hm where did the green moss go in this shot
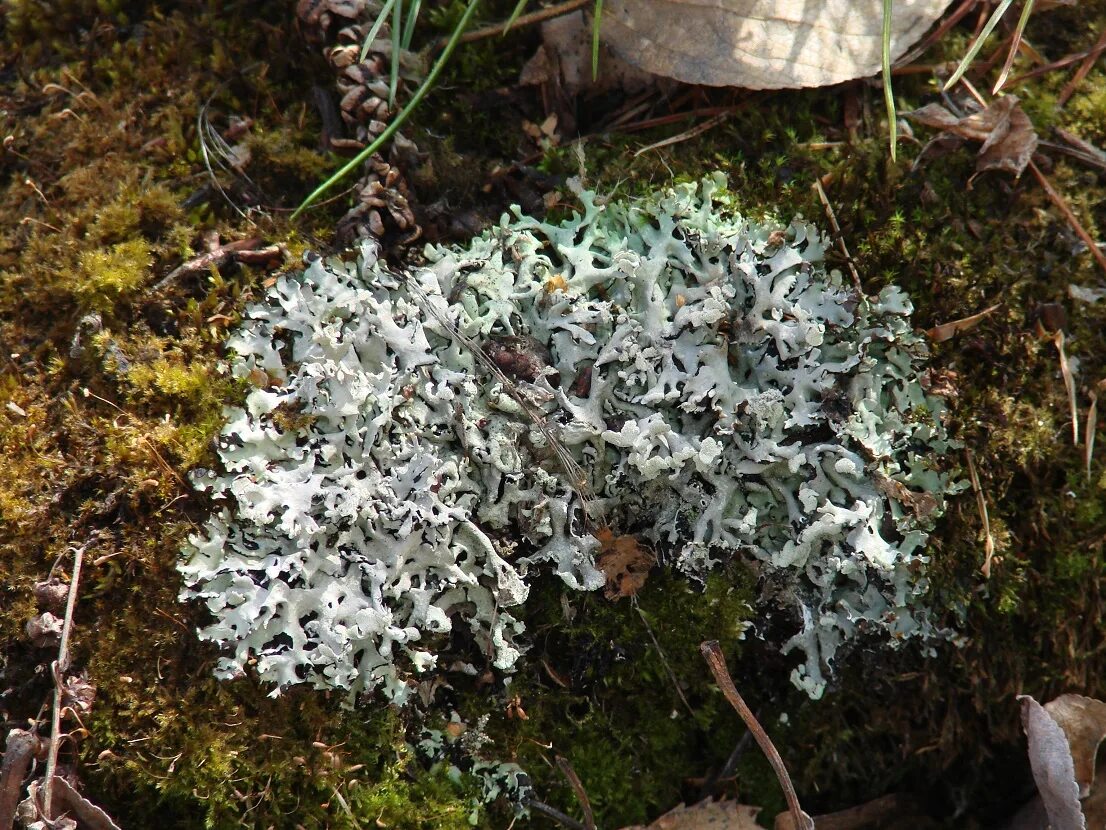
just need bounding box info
[75,239,153,312]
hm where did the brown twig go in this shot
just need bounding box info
[1028,159,1106,277]
[435,0,590,51]
[633,114,728,158]
[966,450,996,578]
[1008,39,1106,86]
[700,641,813,830]
[1058,25,1106,107]
[775,794,907,830]
[42,542,86,819]
[555,757,595,830]
[812,178,863,294]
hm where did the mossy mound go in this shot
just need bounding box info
[1,0,1106,827]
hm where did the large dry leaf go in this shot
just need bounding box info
[907,96,1039,178]
[622,799,761,830]
[599,0,952,89]
[1044,695,1106,799]
[1020,695,1086,830]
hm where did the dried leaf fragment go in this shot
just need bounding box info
[1019,695,1085,830]
[925,303,1001,342]
[1044,695,1106,798]
[595,528,655,600]
[622,799,761,830]
[907,96,1039,178]
[599,0,952,89]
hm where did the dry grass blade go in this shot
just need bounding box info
[556,756,596,830]
[944,0,1016,91]
[700,641,813,830]
[1088,381,1106,481]
[992,0,1036,93]
[925,302,1001,342]
[966,450,996,577]
[1052,330,1079,445]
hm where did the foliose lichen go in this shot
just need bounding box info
[179,173,959,702]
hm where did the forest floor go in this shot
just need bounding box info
[2,1,1106,828]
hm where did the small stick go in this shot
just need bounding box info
[812,178,863,294]
[966,450,995,577]
[436,0,590,50]
[700,641,813,830]
[555,757,595,830]
[42,543,86,819]
[1058,25,1106,107]
[526,798,590,830]
[633,113,728,158]
[1028,160,1106,277]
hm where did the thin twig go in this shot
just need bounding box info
[1028,159,1106,277]
[1009,39,1106,86]
[636,603,696,718]
[434,0,589,51]
[812,178,863,294]
[555,757,595,830]
[526,797,590,830]
[1058,25,1106,107]
[700,641,812,830]
[633,113,727,158]
[966,450,995,578]
[42,542,86,819]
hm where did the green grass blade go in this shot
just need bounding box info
[401,0,422,50]
[503,0,528,34]
[943,0,1015,91]
[389,0,402,107]
[993,0,1035,93]
[591,0,603,80]
[360,0,397,62]
[882,0,896,162]
[292,0,483,220]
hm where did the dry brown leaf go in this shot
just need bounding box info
[595,528,655,600]
[1019,695,1085,830]
[925,303,1001,343]
[907,97,1039,178]
[623,799,761,830]
[598,0,952,89]
[1044,695,1106,798]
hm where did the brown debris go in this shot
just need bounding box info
[925,302,1001,343]
[595,528,656,600]
[622,799,761,830]
[907,96,1039,178]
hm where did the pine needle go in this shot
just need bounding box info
[993,0,1036,94]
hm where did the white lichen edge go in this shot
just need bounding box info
[179,173,958,702]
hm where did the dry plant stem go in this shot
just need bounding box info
[0,730,40,828]
[1058,25,1106,107]
[1028,159,1106,277]
[966,450,995,577]
[1010,40,1106,86]
[699,641,812,830]
[555,757,596,830]
[812,178,863,294]
[1087,386,1100,481]
[50,778,122,830]
[1052,330,1079,445]
[893,0,979,68]
[42,543,86,819]
[633,113,727,157]
[444,0,589,48]
[526,798,590,830]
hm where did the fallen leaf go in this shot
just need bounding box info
[595,528,656,600]
[925,302,1002,342]
[598,0,952,89]
[623,799,761,830]
[1044,695,1106,798]
[1020,695,1085,830]
[907,96,1039,178]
